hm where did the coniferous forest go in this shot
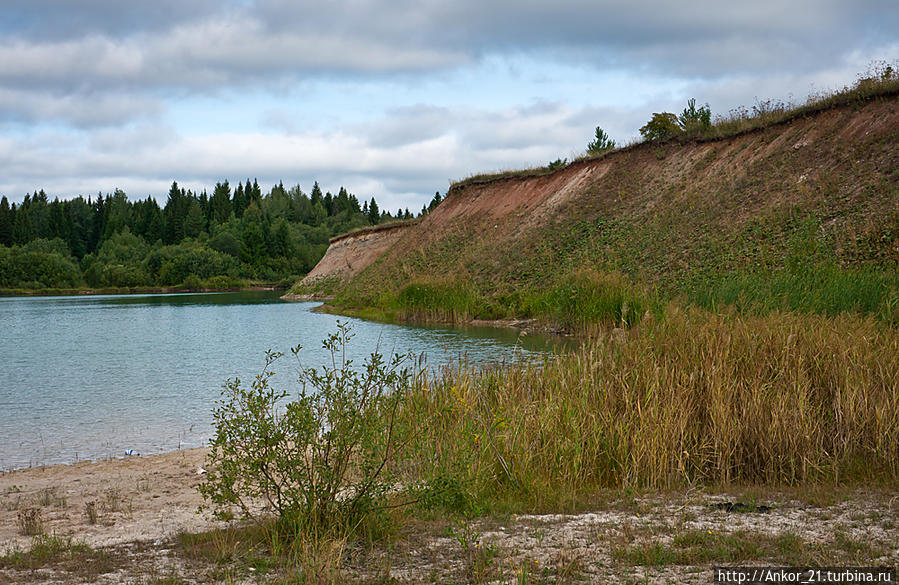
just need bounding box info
[0,180,444,291]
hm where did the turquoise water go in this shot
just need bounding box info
[0,291,558,470]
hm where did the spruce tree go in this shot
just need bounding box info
[428,191,443,212]
[13,205,33,244]
[211,181,233,224]
[0,196,13,246]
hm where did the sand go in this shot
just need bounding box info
[2,449,897,584]
[0,448,220,552]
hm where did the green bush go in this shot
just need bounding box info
[146,242,238,285]
[199,323,419,534]
[639,112,683,142]
[208,229,242,257]
[0,240,83,289]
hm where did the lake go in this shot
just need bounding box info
[0,291,559,470]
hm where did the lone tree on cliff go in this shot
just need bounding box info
[587,126,616,154]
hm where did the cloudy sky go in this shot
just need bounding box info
[1,1,896,210]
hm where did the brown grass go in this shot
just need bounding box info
[400,307,899,509]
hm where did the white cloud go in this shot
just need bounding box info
[0,0,896,206]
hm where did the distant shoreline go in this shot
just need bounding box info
[0,284,288,298]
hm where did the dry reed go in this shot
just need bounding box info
[401,307,899,507]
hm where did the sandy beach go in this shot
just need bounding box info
[0,448,219,553]
[2,448,898,584]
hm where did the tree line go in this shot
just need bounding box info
[0,180,445,290]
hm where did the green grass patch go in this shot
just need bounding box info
[392,278,506,322]
[614,528,882,567]
[521,270,651,330]
[0,534,115,577]
[689,265,899,324]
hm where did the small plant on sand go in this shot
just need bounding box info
[17,508,43,536]
[199,322,419,537]
[84,501,98,525]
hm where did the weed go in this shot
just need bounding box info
[17,507,43,536]
[102,488,124,513]
[2,494,23,511]
[0,533,113,578]
[452,519,500,583]
[85,500,99,524]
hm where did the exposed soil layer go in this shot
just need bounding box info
[307,95,898,306]
[296,222,413,289]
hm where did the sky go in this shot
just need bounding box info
[0,1,896,212]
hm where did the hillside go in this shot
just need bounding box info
[294,90,899,328]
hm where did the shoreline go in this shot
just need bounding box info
[0,284,287,298]
[308,300,574,337]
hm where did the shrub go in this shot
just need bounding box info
[678,98,712,135]
[546,158,567,171]
[199,323,419,535]
[639,112,682,141]
[146,242,238,285]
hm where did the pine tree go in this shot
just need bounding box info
[233,182,247,218]
[587,126,616,154]
[310,182,323,206]
[47,198,69,242]
[65,197,93,258]
[163,182,188,244]
[428,191,443,212]
[183,199,206,238]
[88,193,106,253]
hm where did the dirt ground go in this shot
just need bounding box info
[1,451,897,584]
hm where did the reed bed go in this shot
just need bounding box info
[400,307,899,508]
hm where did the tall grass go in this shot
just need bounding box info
[703,61,899,139]
[392,278,503,322]
[400,307,899,509]
[689,265,899,325]
[385,271,656,331]
[522,270,650,330]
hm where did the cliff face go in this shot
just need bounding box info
[302,94,899,310]
[296,223,413,289]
